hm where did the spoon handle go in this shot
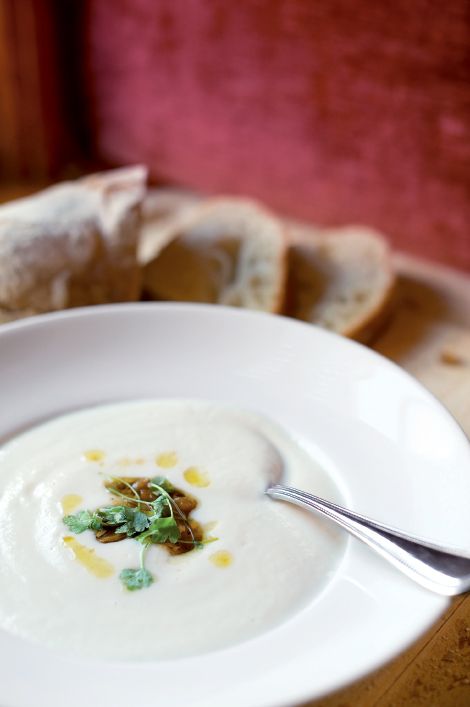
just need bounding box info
[266,484,470,596]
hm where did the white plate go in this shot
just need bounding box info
[1,303,469,707]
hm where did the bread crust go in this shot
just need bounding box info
[0,166,147,315]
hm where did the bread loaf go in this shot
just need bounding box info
[0,166,147,319]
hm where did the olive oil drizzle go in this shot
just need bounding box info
[63,536,114,578]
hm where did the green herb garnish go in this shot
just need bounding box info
[63,509,102,533]
[63,475,204,591]
[150,475,175,493]
[138,516,180,545]
[119,567,154,591]
[98,505,150,535]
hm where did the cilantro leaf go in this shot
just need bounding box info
[119,567,154,591]
[150,494,168,519]
[138,517,180,545]
[150,476,175,494]
[63,510,102,534]
[132,510,149,533]
[114,511,150,537]
[95,506,150,535]
[97,505,129,526]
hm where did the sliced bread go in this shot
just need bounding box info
[286,226,395,342]
[143,197,287,313]
[0,166,147,319]
[139,187,202,264]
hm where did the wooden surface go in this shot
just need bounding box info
[0,184,469,704]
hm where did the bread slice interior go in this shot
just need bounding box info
[143,198,287,313]
[286,226,395,342]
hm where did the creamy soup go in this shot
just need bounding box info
[0,400,345,659]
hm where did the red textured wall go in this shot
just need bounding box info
[84,0,470,270]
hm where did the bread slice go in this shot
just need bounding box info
[286,226,395,342]
[143,198,287,313]
[0,166,147,320]
[139,188,202,265]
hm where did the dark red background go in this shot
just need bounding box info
[83,1,470,270]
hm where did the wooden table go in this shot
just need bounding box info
[1,185,469,705]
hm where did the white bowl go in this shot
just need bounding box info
[1,303,470,707]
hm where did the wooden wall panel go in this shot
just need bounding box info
[0,0,68,182]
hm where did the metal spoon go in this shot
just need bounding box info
[266,484,470,596]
